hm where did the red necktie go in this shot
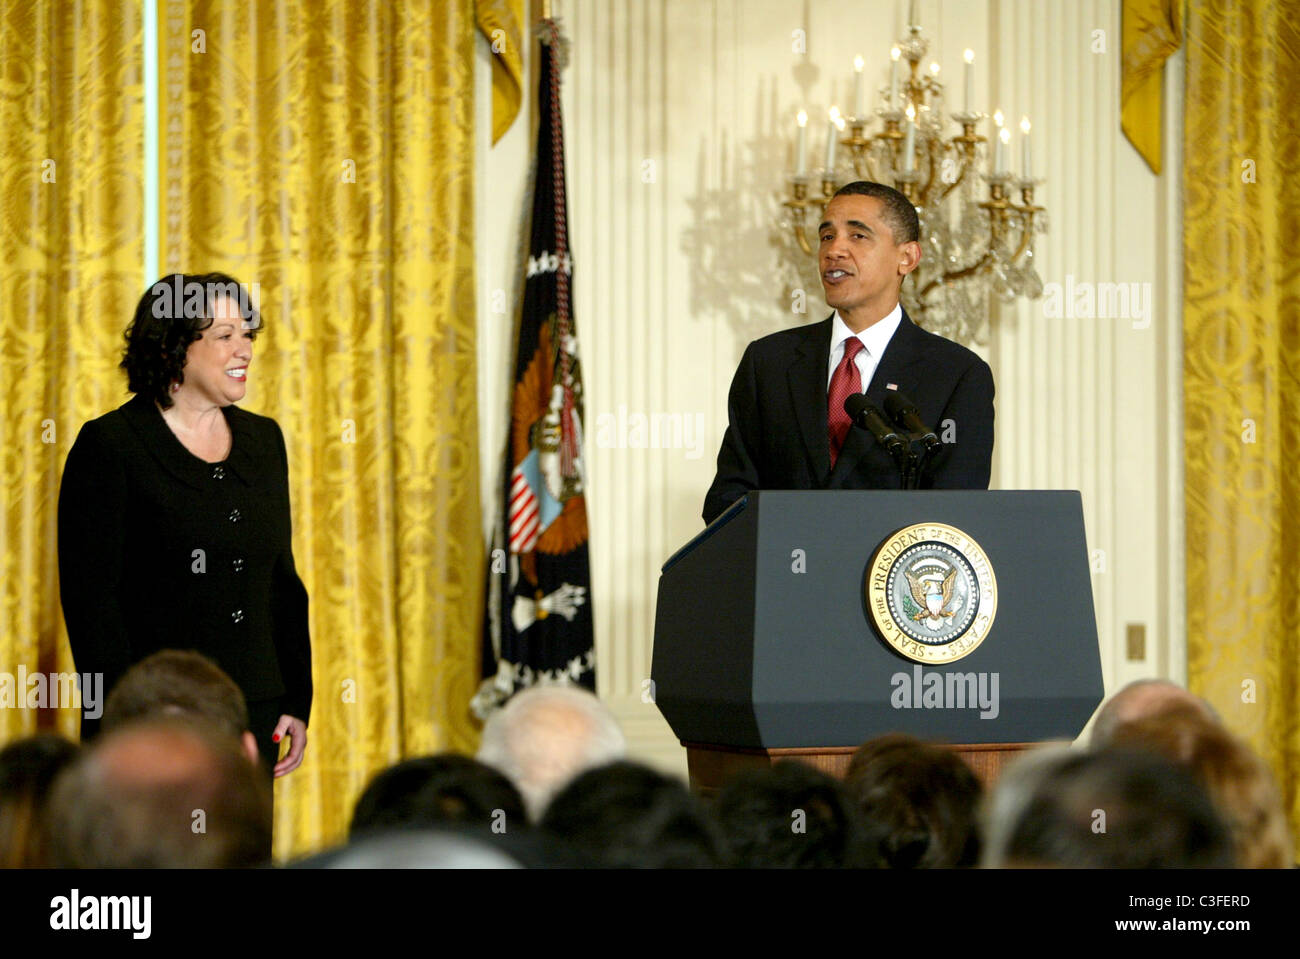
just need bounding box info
[828,337,864,467]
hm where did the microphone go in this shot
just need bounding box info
[883,388,940,450]
[844,394,906,456]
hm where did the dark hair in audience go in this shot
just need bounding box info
[715,760,881,868]
[350,754,527,837]
[831,180,921,244]
[45,718,272,868]
[0,734,80,867]
[999,748,1235,869]
[1109,708,1291,868]
[540,761,723,868]
[121,272,262,409]
[103,649,250,739]
[844,733,983,868]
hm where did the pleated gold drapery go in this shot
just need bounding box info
[3,0,487,862]
[1120,0,1183,174]
[1182,2,1300,859]
[154,0,484,859]
[475,0,525,143]
[0,3,143,740]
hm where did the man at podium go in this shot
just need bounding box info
[703,181,995,525]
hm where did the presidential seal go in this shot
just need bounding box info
[866,523,997,664]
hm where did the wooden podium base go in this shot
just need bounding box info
[683,741,1041,799]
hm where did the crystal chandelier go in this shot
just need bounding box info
[781,13,1047,345]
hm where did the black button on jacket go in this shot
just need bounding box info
[57,394,313,731]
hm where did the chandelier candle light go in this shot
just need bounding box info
[781,5,1047,343]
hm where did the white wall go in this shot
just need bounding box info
[478,0,1184,776]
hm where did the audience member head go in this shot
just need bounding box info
[477,685,626,820]
[844,733,983,868]
[540,761,723,867]
[1110,707,1292,868]
[715,760,880,868]
[46,718,272,867]
[0,733,80,867]
[350,754,527,838]
[1090,678,1217,748]
[295,823,584,869]
[102,649,259,764]
[984,747,1234,868]
[979,746,1076,868]
[319,831,524,869]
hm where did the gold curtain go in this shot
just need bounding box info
[1183,2,1300,859]
[157,0,483,859]
[0,3,142,738]
[476,0,525,143]
[1120,0,1183,174]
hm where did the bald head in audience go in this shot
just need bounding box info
[1090,679,1217,748]
[46,718,272,868]
[477,685,626,820]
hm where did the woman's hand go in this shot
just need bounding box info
[271,715,308,777]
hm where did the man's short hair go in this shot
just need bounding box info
[539,761,723,867]
[715,761,880,868]
[844,733,983,868]
[45,718,272,868]
[102,649,250,739]
[831,181,920,244]
[477,685,626,820]
[350,754,527,838]
[1090,678,1217,748]
[987,747,1234,869]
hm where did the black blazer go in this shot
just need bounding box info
[57,394,313,732]
[703,311,995,524]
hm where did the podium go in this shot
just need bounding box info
[651,491,1103,794]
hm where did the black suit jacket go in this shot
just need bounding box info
[57,394,313,734]
[703,310,995,524]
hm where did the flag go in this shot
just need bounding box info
[474,19,593,718]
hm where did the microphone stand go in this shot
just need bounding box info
[887,439,913,489]
[899,441,917,490]
[882,390,941,491]
[907,435,942,490]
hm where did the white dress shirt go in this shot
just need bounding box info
[826,303,903,393]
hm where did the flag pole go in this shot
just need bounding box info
[474,0,592,718]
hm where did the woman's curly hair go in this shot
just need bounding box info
[121,272,263,409]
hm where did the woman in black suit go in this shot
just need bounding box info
[58,273,312,778]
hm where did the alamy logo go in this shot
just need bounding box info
[890,664,1000,719]
[593,406,706,460]
[0,667,102,718]
[149,276,260,321]
[1040,274,1152,329]
[50,890,151,939]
